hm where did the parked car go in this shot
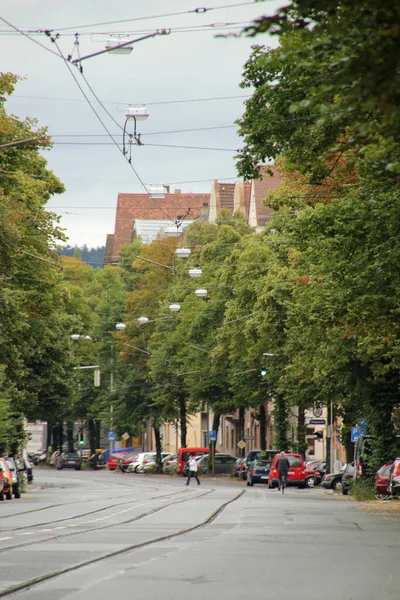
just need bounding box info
[234,457,245,477]
[163,454,178,474]
[247,459,272,486]
[5,458,22,498]
[0,467,5,500]
[306,460,327,485]
[375,463,392,499]
[342,462,356,495]
[118,453,138,472]
[127,452,154,473]
[321,465,346,490]
[107,452,130,471]
[0,458,13,500]
[244,449,278,473]
[56,452,82,470]
[187,453,237,475]
[142,452,171,473]
[268,453,315,489]
[31,449,47,465]
[176,447,215,475]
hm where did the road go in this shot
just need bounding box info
[0,468,399,599]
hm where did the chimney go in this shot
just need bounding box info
[163,185,170,193]
[201,203,209,216]
[174,188,181,194]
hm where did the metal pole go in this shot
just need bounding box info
[330,399,334,474]
[109,363,114,456]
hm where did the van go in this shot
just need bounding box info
[176,447,218,475]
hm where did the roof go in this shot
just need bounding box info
[111,192,210,258]
[253,167,284,226]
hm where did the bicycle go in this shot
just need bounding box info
[279,472,287,494]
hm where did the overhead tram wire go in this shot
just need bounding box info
[49,38,177,226]
[12,93,250,105]
[45,1,263,32]
[51,141,239,151]
[0,15,62,58]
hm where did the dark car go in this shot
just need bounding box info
[247,459,272,486]
[342,462,356,495]
[56,452,82,470]
[245,449,278,471]
[321,467,345,490]
[5,458,22,498]
[306,460,327,485]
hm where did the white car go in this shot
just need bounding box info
[127,452,155,473]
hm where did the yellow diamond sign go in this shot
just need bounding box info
[237,440,246,449]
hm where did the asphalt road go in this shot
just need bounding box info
[0,468,399,599]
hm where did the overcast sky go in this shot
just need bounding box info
[2,1,282,248]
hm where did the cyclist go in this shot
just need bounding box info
[276,451,290,491]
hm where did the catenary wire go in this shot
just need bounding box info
[0,15,62,58]
[50,38,177,225]
[12,93,251,105]
[45,2,264,32]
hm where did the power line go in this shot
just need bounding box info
[46,2,261,32]
[50,124,236,137]
[50,38,177,225]
[0,15,61,58]
[51,141,239,151]
[12,93,250,106]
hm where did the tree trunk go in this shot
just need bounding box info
[275,395,288,451]
[66,420,74,452]
[58,423,64,450]
[239,406,245,457]
[95,420,101,449]
[88,419,96,455]
[297,406,306,458]
[259,404,266,451]
[46,422,52,450]
[326,401,332,471]
[209,412,221,474]
[154,423,162,473]
[179,395,187,447]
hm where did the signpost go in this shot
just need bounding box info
[243,435,254,441]
[237,440,246,450]
[351,427,360,443]
[108,432,115,441]
[309,419,326,425]
[209,430,217,442]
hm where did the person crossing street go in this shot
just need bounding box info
[185,453,200,486]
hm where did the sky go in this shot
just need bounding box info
[1,0,283,248]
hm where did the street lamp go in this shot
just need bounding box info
[148,184,168,199]
[115,322,126,331]
[138,316,149,325]
[195,288,208,298]
[123,105,149,152]
[169,303,181,312]
[175,247,191,259]
[189,267,202,278]
[105,37,134,54]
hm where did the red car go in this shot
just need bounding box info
[118,453,138,472]
[268,453,316,489]
[108,452,130,471]
[375,463,392,499]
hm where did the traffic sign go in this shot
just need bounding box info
[351,427,360,442]
[209,430,217,442]
[237,440,246,449]
[360,419,367,433]
[243,435,254,441]
[122,432,130,441]
[108,432,115,441]
[310,419,326,425]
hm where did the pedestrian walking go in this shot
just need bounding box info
[185,453,200,486]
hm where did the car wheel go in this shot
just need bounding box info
[331,479,341,491]
[305,476,315,489]
[375,493,391,500]
[246,480,250,486]
[250,479,254,487]
[0,490,4,501]
[6,488,12,500]
[14,486,21,499]
[342,487,349,495]
[75,466,81,471]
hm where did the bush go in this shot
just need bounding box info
[350,478,375,501]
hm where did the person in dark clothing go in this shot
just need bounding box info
[276,451,290,490]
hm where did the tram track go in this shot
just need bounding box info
[0,488,244,598]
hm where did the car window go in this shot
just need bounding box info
[288,456,301,468]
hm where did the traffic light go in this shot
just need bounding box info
[315,431,323,440]
[260,369,267,377]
